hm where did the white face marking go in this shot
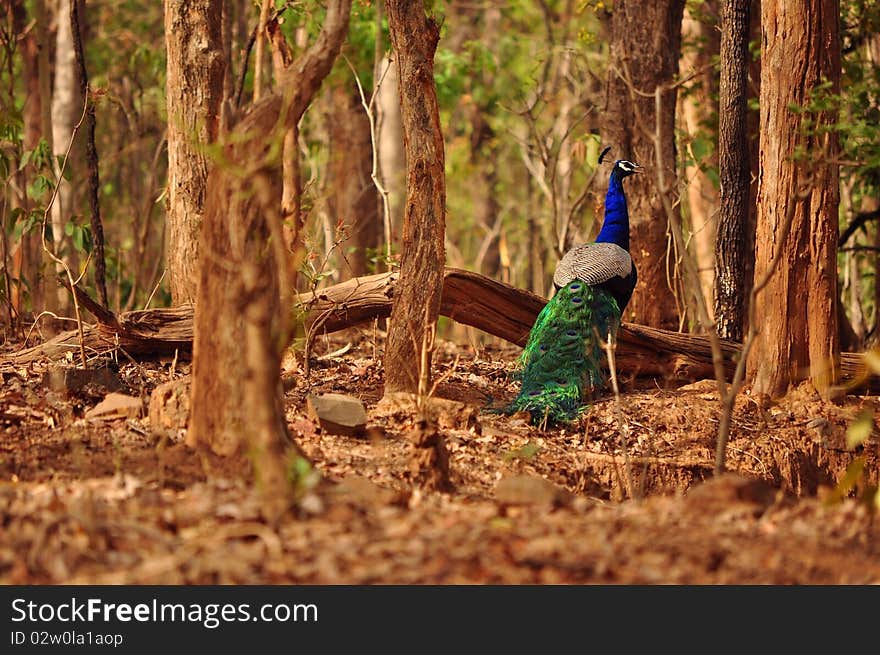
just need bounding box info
[617,160,639,173]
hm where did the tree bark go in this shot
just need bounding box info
[375,54,406,261]
[9,0,47,316]
[714,0,752,341]
[187,0,351,519]
[50,0,82,314]
[69,0,108,308]
[601,0,686,329]
[748,0,841,399]
[327,83,380,278]
[164,0,225,305]
[680,2,720,320]
[382,2,446,395]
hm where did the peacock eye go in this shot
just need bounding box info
[569,283,581,291]
[564,329,578,337]
[571,297,582,304]
[539,344,547,351]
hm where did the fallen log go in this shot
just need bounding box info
[4,268,875,392]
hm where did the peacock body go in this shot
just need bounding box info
[506,159,641,426]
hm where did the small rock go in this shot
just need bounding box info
[306,393,367,437]
[494,474,573,507]
[85,393,143,420]
[298,493,325,515]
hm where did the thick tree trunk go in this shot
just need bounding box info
[164,0,225,304]
[187,0,351,519]
[680,2,720,320]
[382,2,446,395]
[601,0,686,329]
[714,0,752,341]
[327,84,380,278]
[748,0,841,399]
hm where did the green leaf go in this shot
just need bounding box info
[72,226,84,252]
[26,175,51,200]
[846,411,873,449]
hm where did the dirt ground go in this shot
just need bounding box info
[1,327,879,584]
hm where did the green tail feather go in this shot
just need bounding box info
[504,280,621,425]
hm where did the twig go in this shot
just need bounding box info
[603,331,636,500]
[142,267,168,310]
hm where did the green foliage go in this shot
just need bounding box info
[286,452,321,498]
[64,219,92,254]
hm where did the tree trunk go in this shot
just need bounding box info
[375,54,406,261]
[164,0,225,305]
[50,0,82,314]
[70,0,108,308]
[187,0,352,519]
[9,0,47,316]
[680,2,720,321]
[382,2,446,396]
[327,83,380,278]
[748,0,841,399]
[601,0,686,329]
[714,0,752,341]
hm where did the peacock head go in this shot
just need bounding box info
[598,147,641,180]
[612,159,642,179]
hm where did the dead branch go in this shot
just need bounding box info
[7,268,878,394]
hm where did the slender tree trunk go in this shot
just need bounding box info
[265,15,301,257]
[164,0,225,305]
[680,2,720,320]
[601,0,686,329]
[714,0,752,341]
[70,0,108,308]
[743,0,761,328]
[382,1,446,395]
[50,0,81,313]
[327,83,380,278]
[253,0,272,102]
[375,54,406,259]
[748,0,841,399]
[10,0,46,316]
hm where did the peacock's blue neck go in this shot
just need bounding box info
[595,171,630,251]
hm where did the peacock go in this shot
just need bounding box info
[505,153,641,426]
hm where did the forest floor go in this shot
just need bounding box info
[1,326,879,584]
